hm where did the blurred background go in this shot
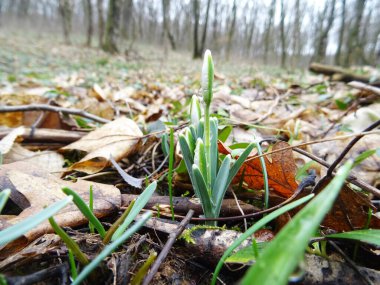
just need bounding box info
[0,0,379,68]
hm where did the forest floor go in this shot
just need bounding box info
[0,32,379,285]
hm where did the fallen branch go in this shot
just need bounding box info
[348,81,380,96]
[121,195,259,217]
[0,104,110,124]
[309,62,380,86]
[0,128,87,143]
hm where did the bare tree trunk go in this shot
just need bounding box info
[103,0,121,53]
[245,5,257,57]
[162,0,176,50]
[199,0,211,55]
[212,0,218,49]
[334,0,346,65]
[97,0,105,47]
[292,0,301,66]
[280,0,286,68]
[84,0,93,47]
[344,0,366,66]
[263,0,276,64]
[17,0,30,17]
[121,0,133,39]
[226,0,237,60]
[192,0,201,58]
[313,0,336,63]
[58,0,72,45]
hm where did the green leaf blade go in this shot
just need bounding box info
[62,187,106,238]
[0,196,73,247]
[326,229,380,246]
[111,181,157,241]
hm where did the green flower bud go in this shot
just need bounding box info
[190,95,201,127]
[202,49,214,106]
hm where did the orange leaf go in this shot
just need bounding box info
[219,141,298,197]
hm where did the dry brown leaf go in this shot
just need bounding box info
[219,141,298,197]
[3,143,65,175]
[60,117,143,174]
[0,161,121,243]
[0,127,25,154]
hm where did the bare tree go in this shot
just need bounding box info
[97,0,105,47]
[192,0,200,58]
[226,0,237,60]
[344,0,367,65]
[245,4,257,57]
[58,0,72,45]
[103,0,121,53]
[84,0,93,47]
[199,0,211,56]
[162,0,176,50]
[313,0,336,63]
[334,0,345,65]
[292,0,302,66]
[263,0,276,64]
[121,0,133,39]
[280,0,286,68]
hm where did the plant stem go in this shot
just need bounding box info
[168,127,175,221]
[204,105,212,193]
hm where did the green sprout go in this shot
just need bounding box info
[179,50,254,224]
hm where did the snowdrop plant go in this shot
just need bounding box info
[179,50,254,225]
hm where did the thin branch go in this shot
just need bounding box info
[348,81,380,96]
[328,241,373,285]
[294,147,380,197]
[0,104,110,124]
[142,210,194,285]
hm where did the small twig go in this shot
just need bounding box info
[231,190,247,231]
[328,240,373,285]
[327,120,380,177]
[348,81,380,96]
[142,210,194,285]
[245,130,380,164]
[313,120,380,193]
[0,104,110,124]
[294,147,380,197]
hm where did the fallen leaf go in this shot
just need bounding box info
[0,161,121,244]
[60,117,143,174]
[0,127,25,154]
[318,180,380,232]
[3,143,65,175]
[219,141,298,197]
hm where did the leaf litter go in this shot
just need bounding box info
[0,35,379,284]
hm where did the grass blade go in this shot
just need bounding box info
[111,181,157,241]
[103,199,135,244]
[49,216,89,265]
[326,229,380,246]
[62,187,106,238]
[210,117,219,188]
[0,196,73,246]
[72,211,152,285]
[211,193,314,285]
[241,161,353,285]
[68,249,78,280]
[89,185,95,234]
[194,138,207,184]
[0,189,11,213]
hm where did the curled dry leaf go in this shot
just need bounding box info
[219,141,298,197]
[0,126,25,155]
[0,161,121,246]
[60,117,143,174]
